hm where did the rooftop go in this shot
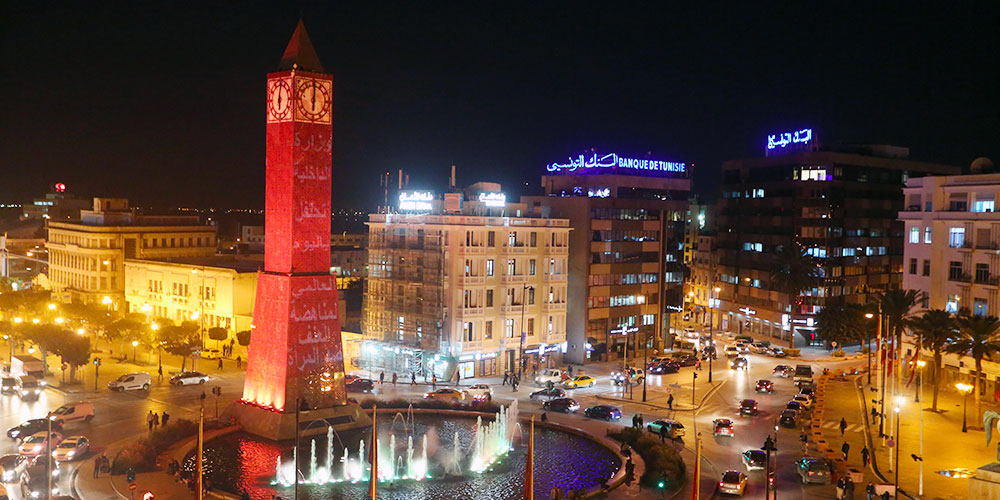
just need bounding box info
[128,255,262,274]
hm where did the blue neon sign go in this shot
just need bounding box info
[546,152,686,176]
[767,128,813,151]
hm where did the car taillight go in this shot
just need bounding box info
[808,471,814,475]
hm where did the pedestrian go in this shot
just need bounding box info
[512,375,519,392]
[842,441,850,461]
[392,372,398,386]
[840,417,848,436]
[624,458,635,486]
[667,393,674,410]
[866,482,876,500]
[455,371,461,386]
[431,375,437,390]
[800,430,809,453]
[101,454,110,474]
[236,356,242,369]
[620,441,631,458]
[502,371,509,386]
[659,425,668,443]
[93,456,101,478]
[541,412,547,422]
[147,410,155,431]
[637,413,643,428]
[218,357,224,370]
[162,411,171,427]
[158,365,163,382]
[836,477,846,499]
[411,372,416,385]
[845,477,855,498]
[871,406,878,421]
[696,359,702,371]
[379,371,385,384]
[881,491,891,500]
[567,365,573,376]
[631,414,638,429]
[153,412,160,429]
[200,391,207,405]
[861,446,869,466]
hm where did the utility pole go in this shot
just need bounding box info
[197,406,203,500]
[642,330,648,402]
[762,435,777,500]
[47,412,52,500]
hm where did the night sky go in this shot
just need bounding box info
[2,2,998,210]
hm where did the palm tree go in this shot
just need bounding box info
[814,304,864,349]
[908,309,955,412]
[769,245,823,348]
[877,289,925,341]
[947,313,1000,426]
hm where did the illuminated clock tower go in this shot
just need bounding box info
[237,21,368,439]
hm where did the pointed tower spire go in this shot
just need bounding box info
[278,19,325,72]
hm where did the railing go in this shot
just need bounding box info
[977,241,999,250]
[502,274,527,283]
[459,307,484,317]
[948,273,973,283]
[978,275,1000,286]
[545,274,567,282]
[500,304,525,314]
[462,276,485,285]
[543,302,567,312]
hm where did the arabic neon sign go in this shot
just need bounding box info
[477,192,506,207]
[546,152,686,176]
[399,191,433,211]
[767,128,813,151]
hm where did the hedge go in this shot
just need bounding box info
[832,349,846,357]
[608,427,685,489]
[112,419,199,474]
[784,348,801,356]
[357,397,502,414]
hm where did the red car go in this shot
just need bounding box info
[713,418,734,437]
[755,379,774,393]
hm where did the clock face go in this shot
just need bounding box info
[267,78,292,122]
[295,77,332,123]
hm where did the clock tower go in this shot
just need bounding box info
[236,21,369,440]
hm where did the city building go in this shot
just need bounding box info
[46,198,217,308]
[685,204,719,327]
[363,183,570,380]
[21,184,90,221]
[523,151,690,364]
[715,129,960,345]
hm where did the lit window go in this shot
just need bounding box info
[909,226,919,244]
[949,227,965,248]
[924,227,932,244]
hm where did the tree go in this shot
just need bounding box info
[21,324,62,373]
[208,327,228,343]
[236,330,251,347]
[158,325,201,372]
[768,245,823,348]
[877,289,925,342]
[947,313,1000,427]
[814,304,864,348]
[103,316,147,357]
[51,332,91,382]
[908,309,955,412]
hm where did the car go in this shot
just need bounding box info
[199,349,223,360]
[18,432,62,458]
[49,402,95,425]
[583,405,622,421]
[15,376,42,401]
[7,420,62,441]
[741,450,767,471]
[108,373,150,392]
[20,466,59,499]
[751,341,770,353]
[648,361,679,375]
[754,380,773,393]
[785,400,804,413]
[345,378,375,393]
[0,378,16,395]
[799,387,815,398]
[795,457,833,484]
[724,345,740,358]
[701,346,717,360]
[718,470,747,495]
[683,326,699,339]
[27,456,59,478]
[779,410,798,428]
[772,365,792,378]
[0,455,27,483]
[529,387,566,401]
[542,397,580,413]
[611,368,644,386]
[646,419,686,439]
[738,399,759,416]
[170,371,210,386]
[730,357,749,370]
[423,388,465,402]
[51,436,89,462]
[563,375,597,389]
[465,384,493,402]
[534,368,565,386]
[647,357,672,368]
[735,343,751,355]
[769,347,788,358]
[672,354,698,367]
[792,394,813,409]
[713,418,734,437]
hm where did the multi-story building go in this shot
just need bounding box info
[686,206,719,327]
[523,152,690,364]
[715,130,960,344]
[22,185,90,221]
[363,184,570,380]
[46,198,217,308]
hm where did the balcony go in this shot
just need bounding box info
[457,245,485,254]
[505,245,529,254]
[977,241,999,250]
[545,245,568,255]
[543,302,567,312]
[500,304,526,314]
[502,274,527,284]
[544,274,567,282]
[977,275,1000,286]
[948,273,973,283]
[459,306,484,317]
[462,276,485,285]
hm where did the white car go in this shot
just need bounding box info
[0,454,27,483]
[465,384,493,401]
[52,436,89,462]
[792,394,813,409]
[683,327,699,339]
[18,432,62,458]
[108,373,151,392]
[170,371,210,386]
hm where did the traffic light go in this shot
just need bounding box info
[761,436,777,451]
[93,357,102,366]
[127,466,136,483]
[693,372,698,379]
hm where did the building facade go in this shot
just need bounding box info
[686,220,719,328]
[46,198,217,308]
[363,187,570,380]
[523,152,690,364]
[715,134,960,344]
[22,188,90,221]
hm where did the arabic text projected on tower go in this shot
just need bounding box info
[546,152,686,177]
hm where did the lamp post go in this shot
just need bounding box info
[894,400,901,500]
[518,284,534,380]
[708,287,720,383]
[865,312,874,385]
[132,340,138,362]
[957,382,973,432]
[642,329,648,402]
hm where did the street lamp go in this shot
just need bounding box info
[957,383,973,432]
[518,284,534,380]
[865,312,874,385]
[132,340,139,362]
[102,296,112,318]
[47,303,56,311]
[915,360,926,402]
[894,402,901,500]
[76,328,85,336]
[708,286,721,383]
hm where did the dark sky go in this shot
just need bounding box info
[2,2,998,210]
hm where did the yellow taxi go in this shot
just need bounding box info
[423,388,466,402]
[562,375,597,389]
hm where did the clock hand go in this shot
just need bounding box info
[311,81,317,110]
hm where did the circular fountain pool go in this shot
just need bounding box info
[191,409,620,500]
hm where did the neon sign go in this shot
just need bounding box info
[54,183,66,193]
[767,128,813,151]
[610,325,639,335]
[478,192,506,207]
[398,191,433,211]
[739,307,757,316]
[587,187,610,198]
[546,152,686,176]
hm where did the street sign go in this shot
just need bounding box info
[669,383,682,389]
[129,483,138,491]
[887,439,895,448]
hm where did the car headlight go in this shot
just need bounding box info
[66,450,75,457]
[31,491,40,498]
[33,445,42,451]
[21,390,28,395]
[34,389,40,394]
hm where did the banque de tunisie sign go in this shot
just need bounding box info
[546,152,686,177]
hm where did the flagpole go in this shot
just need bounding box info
[369,405,378,500]
[691,432,701,500]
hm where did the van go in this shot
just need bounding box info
[794,365,814,387]
[15,376,42,401]
[108,373,151,392]
[49,402,95,424]
[534,368,564,386]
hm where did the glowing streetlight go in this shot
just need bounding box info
[54,317,64,324]
[190,311,200,320]
[865,313,874,319]
[31,318,39,324]
[76,328,85,335]
[131,340,139,361]
[101,296,111,305]
[141,303,152,313]
[151,322,159,331]
[47,303,56,311]
[957,383,973,432]
[714,287,721,293]
[13,317,22,324]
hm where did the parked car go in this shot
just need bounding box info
[18,432,62,458]
[739,399,759,416]
[108,373,150,392]
[563,375,597,389]
[779,410,798,428]
[713,418,734,437]
[542,398,580,413]
[423,388,465,402]
[754,380,773,393]
[170,371,210,386]
[646,420,686,439]
[648,362,679,375]
[741,450,767,471]
[20,466,59,498]
[465,384,493,402]
[199,349,223,360]
[792,394,813,409]
[730,357,749,370]
[49,402,94,425]
[15,376,42,401]
[794,457,833,484]
[785,401,804,413]
[724,345,740,358]
[799,387,815,398]
[583,405,622,421]
[51,436,89,462]
[345,378,375,393]
[0,455,26,483]
[718,470,747,496]
[772,365,792,378]
[529,387,566,401]
[0,378,17,395]
[7,420,62,441]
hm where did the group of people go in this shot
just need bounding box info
[501,371,521,391]
[146,409,170,431]
[91,453,110,478]
[221,339,237,357]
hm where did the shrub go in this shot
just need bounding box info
[784,348,801,357]
[608,428,685,489]
[832,349,846,357]
[111,419,199,474]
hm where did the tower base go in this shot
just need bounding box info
[227,401,372,442]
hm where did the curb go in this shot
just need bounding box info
[853,374,917,500]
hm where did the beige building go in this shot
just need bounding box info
[363,185,571,380]
[124,256,259,335]
[46,198,216,308]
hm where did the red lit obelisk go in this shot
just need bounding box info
[236,21,369,440]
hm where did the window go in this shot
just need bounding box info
[529,259,536,276]
[977,263,991,282]
[974,199,996,213]
[642,314,655,326]
[507,259,516,275]
[508,232,517,247]
[486,289,494,307]
[484,321,493,340]
[924,227,932,244]
[949,261,963,280]
[488,231,495,247]
[397,316,405,342]
[464,322,474,341]
[946,294,960,313]
[909,258,917,275]
[505,319,514,338]
[975,298,988,317]
[527,318,534,336]
[486,259,494,276]
[909,227,920,244]
[528,287,535,305]
[465,259,472,276]
[949,227,966,248]
[530,232,537,247]
[922,260,930,276]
